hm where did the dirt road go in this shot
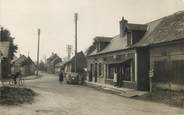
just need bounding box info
[0,73,184,115]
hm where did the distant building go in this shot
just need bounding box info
[11,55,36,76]
[46,53,62,74]
[87,11,184,91]
[55,62,63,74]
[62,51,87,74]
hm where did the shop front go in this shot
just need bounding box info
[88,50,138,90]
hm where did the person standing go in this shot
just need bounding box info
[59,70,64,82]
[113,71,118,87]
[94,70,97,82]
[13,70,21,85]
[117,71,122,87]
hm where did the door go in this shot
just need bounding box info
[94,63,97,82]
[89,64,93,81]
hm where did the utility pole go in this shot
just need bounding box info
[0,27,2,82]
[74,13,78,73]
[36,29,40,76]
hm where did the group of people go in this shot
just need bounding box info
[93,69,123,87]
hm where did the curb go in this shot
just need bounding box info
[84,82,129,97]
[84,81,147,98]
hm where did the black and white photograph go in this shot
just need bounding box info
[0,0,184,115]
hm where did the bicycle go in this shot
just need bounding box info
[8,74,24,87]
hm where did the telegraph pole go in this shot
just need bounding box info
[0,27,2,82]
[36,29,40,76]
[74,13,78,73]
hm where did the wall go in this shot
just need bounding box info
[30,64,36,75]
[137,47,150,91]
[150,41,184,91]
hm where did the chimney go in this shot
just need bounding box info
[0,27,3,41]
[120,17,128,37]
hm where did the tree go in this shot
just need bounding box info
[0,28,18,60]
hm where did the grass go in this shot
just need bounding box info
[0,87,38,105]
[134,89,184,108]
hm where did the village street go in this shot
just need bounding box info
[0,73,183,115]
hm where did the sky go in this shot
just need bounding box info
[0,0,184,61]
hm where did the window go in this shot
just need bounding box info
[127,31,132,46]
[123,61,131,81]
[99,63,101,76]
[108,64,115,79]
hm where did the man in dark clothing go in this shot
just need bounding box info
[117,72,122,87]
[13,71,21,85]
[59,70,64,82]
[94,70,97,82]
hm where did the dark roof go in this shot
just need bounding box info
[134,11,184,47]
[126,23,147,31]
[46,53,62,66]
[11,55,26,64]
[94,36,113,42]
[89,35,130,56]
[62,51,87,72]
[27,56,36,66]
[50,56,62,65]
[63,51,86,65]
[47,53,58,63]
[89,11,184,56]
[0,42,10,57]
[12,55,35,66]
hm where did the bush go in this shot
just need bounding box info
[0,87,37,105]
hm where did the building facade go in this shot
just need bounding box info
[87,11,184,91]
[46,53,62,74]
[11,55,36,76]
[63,51,87,74]
[87,18,149,91]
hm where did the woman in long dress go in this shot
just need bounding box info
[113,72,117,86]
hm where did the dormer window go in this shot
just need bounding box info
[127,31,132,46]
[94,36,112,52]
[119,17,147,46]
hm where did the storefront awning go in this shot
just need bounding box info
[104,58,132,64]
